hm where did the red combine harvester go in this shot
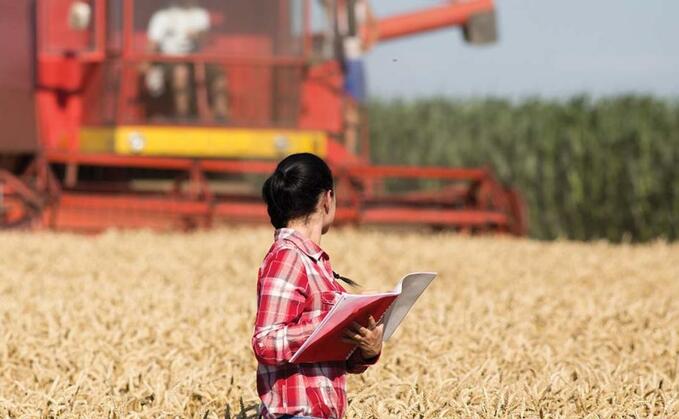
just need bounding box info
[0,0,525,234]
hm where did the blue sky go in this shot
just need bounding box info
[365,0,679,99]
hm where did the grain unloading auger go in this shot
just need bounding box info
[0,0,525,234]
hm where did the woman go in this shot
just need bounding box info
[252,153,383,419]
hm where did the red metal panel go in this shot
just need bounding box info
[360,208,507,226]
[53,193,212,231]
[213,202,268,220]
[200,159,278,174]
[47,151,196,170]
[47,152,489,181]
[46,151,279,174]
[0,0,38,153]
[342,165,488,181]
[299,62,344,134]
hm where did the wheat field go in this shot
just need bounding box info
[1,227,679,418]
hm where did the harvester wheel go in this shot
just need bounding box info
[0,195,40,228]
[0,169,46,229]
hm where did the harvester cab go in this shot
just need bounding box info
[45,0,325,159]
[0,0,524,234]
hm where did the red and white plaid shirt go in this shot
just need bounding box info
[252,228,378,419]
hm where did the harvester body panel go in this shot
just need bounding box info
[0,0,39,154]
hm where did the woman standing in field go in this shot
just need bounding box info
[252,153,383,419]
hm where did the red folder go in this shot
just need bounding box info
[290,272,436,364]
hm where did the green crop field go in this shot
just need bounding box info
[369,96,679,242]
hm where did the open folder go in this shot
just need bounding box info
[290,272,437,364]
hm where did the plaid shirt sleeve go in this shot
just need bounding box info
[252,248,323,366]
[346,346,381,374]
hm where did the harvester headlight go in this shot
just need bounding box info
[274,135,290,154]
[128,132,146,153]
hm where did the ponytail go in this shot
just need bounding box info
[333,271,360,288]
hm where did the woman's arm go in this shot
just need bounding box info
[252,249,321,366]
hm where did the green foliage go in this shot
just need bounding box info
[367,96,679,242]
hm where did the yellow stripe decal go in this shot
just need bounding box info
[79,128,116,153]
[80,126,327,158]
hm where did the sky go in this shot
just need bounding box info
[365,0,679,99]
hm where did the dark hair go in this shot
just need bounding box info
[263,153,359,287]
[262,153,334,229]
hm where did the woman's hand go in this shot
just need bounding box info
[342,316,383,359]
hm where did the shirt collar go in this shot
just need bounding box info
[275,228,328,262]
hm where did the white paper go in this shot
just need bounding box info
[381,272,437,341]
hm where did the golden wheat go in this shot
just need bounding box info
[1,227,678,418]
